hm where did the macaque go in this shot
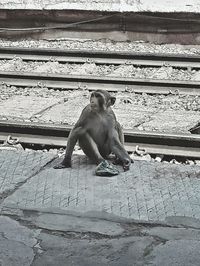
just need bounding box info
[54,90,132,171]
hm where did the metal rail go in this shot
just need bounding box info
[1,71,200,95]
[0,47,199,94]
[0,120,200,158]
[0,47,200,69]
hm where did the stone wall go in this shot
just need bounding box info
[0,0,200,13]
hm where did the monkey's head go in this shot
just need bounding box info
[90,90,116,111]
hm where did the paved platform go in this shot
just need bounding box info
[1,150,200,223]
[0,0,199,12]
[0,150,56,196]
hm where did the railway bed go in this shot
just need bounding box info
[1,71,200,95]
[0,47,200,158]
[0,47,200,69]
[0,47,200,94]
[1,120,200,159]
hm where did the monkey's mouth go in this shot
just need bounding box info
[91,104,98,109]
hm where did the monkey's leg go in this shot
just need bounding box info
[79,133,104,164]
[54,127,81,169]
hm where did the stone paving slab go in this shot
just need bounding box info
[38,97,86,125]
[0,0,199,12]
[114,107,157,129]
[142,110,200,133]
[39,100,156,129]
[2,154,200,222]
[146,240,200,266]
[0,96,60,120]
[0,150,56,195]
[33,232,154,266]
[0,216,40,266]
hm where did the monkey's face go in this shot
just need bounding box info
[90,92,106,111]
[90,90,116,111]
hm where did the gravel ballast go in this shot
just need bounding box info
[0,39,199,55]
[0,58,199,81]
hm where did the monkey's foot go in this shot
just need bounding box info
[53,162,71,169]
[95,160,119,176]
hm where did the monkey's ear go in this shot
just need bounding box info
[109,96,116,106]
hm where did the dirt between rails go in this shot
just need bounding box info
[0,86,200,134]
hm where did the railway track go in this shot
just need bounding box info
[0,120,200,158]
[0,47,200,158]
[1,71,200,94]
[0,47,200,69]
[0,47,200,94]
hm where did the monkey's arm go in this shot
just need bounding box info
[115,121,124,145]
[110,129,132,171]
[54,107,90,169]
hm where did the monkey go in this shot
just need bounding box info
[54,90,132,171]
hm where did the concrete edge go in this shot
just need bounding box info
[2,205,200,231]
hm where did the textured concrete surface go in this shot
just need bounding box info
[0,150,56,195]
[0,0,199,12]
[1,150,200,265]
[2,154,200,222]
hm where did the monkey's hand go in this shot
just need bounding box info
[112,156,122,165]
[122,159,132,172]
[53,160,72,169]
